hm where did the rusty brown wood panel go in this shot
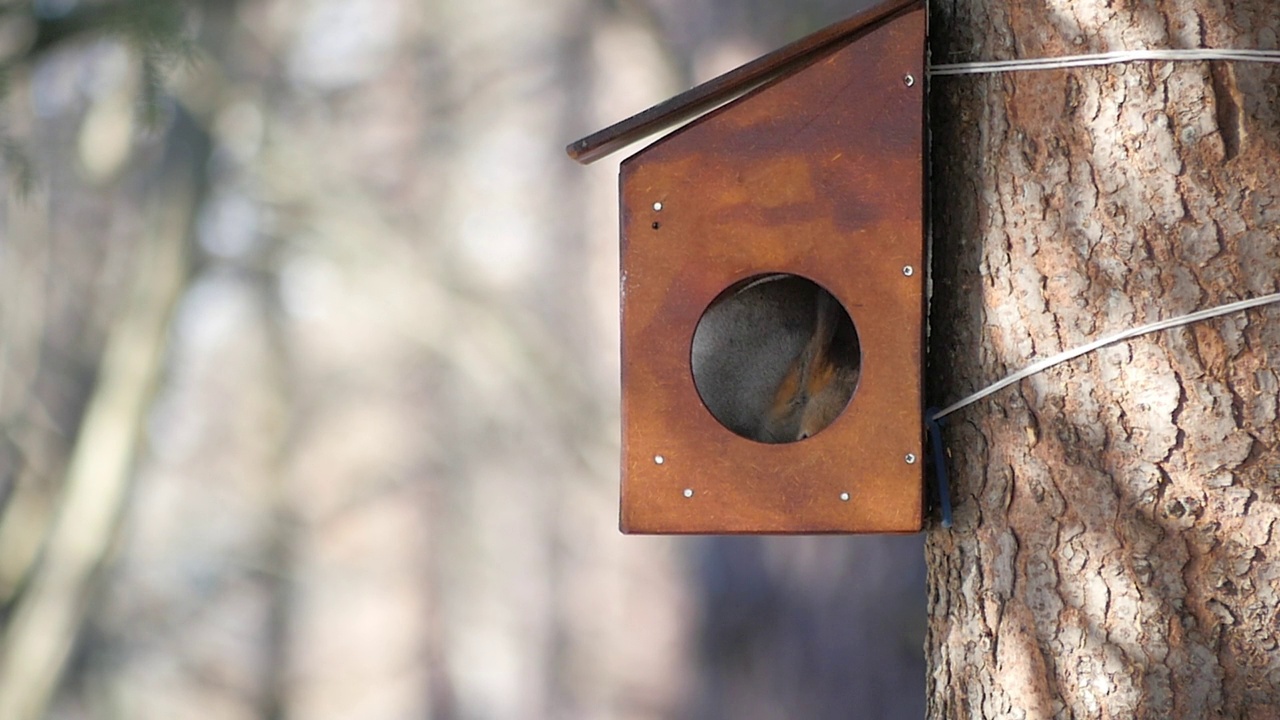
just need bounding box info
[618,6,926,534]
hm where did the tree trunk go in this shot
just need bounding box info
[926,1,1280,718]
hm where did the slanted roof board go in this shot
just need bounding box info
[565,0,923,165]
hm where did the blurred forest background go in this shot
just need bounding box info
[0,0,925,718]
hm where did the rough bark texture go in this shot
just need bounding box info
[926,1,1280,718]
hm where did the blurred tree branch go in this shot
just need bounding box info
[0,0,192,190]
[26,5,117,58]
[22,0,189,62]
[0,107,208,720]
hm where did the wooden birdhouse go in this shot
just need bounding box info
[567,0,925,534]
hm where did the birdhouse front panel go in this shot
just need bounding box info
[618,6,925,534]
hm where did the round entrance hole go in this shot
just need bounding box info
[690,274,861,444]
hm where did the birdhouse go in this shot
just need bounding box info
[568,0,925,534]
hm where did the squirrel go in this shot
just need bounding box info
[691,275,860,443]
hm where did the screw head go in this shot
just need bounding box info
[904,73,916,87]
[905,453,918,464]
[653,201,663,211]
[840,492,851,502]
[682,488,694,498]
[903,265,915,277]
[654,455,664,465]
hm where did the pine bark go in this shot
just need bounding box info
[926,1,1280,718]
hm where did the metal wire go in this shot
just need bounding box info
[931,292,1280,420]
[930,48,1280,76]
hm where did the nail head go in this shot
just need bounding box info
[840,492,850,502]
[654,455,664,465]
[653,201,663,211]
[683,488,694,498]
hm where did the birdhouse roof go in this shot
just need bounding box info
[565,0,922,165]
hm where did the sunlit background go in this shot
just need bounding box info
[0,1,924,718]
